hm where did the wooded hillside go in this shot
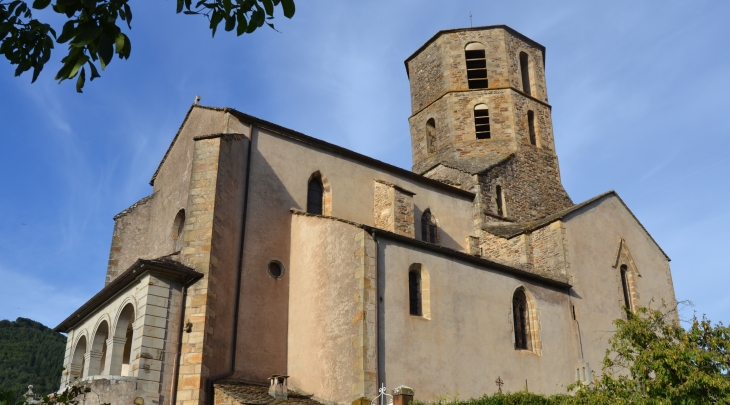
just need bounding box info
[0,318,66,397]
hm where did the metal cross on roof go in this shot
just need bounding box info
[495,376,504,393]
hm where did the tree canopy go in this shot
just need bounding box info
[0,0,295,92]
[0,318,66,399]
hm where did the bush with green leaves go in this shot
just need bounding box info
[414,303,730,405]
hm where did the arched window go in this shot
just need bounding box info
[408,264,431,319]
[527,110,537,146]
[172,209,185,251]
[421,210,437,244]
[110,304,135,376]
[409,269,422,316]
[513,289,531,350]
[465,43,488,89]
[474,104,491,139]
[307,177,324,215]
[620,265,633,312]
[426,118,437,156]
[69,335,87,382]
[88,321,109,376]
[495,185,504,217]
[306,171,332,216]
[519,52,532,95]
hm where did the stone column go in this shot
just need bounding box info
[84,350,104,376]
[392,386,414,405]
[103,337,127,375]
[67,363,83,384]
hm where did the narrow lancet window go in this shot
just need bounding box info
[620,265,632,311]
[307,177,324,215]
[496,185,504,217]
[426,118,437,156]
[527,110,537,146]
[421,210,437,244]
[513,289,531,350]
[474,104,491,139]
[465,43,488,89]
[519,52,532,95]
[409,270,422,316]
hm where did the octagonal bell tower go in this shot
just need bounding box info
[406,25,572,222]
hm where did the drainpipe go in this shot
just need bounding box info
[369,230,383,390]
[205,124,256,405]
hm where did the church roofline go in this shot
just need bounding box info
[292,209,572,289]
[150,105,476,200]
[482,191,670,261]
[54,257,203,333]
[403,24,547,78]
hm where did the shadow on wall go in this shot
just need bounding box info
[233,138,297,383]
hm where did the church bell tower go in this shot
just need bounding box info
[405,25,572,222]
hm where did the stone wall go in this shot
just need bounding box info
[478,149,572,222]
[373,180,415,238]
[177,137,223,405]
[479,221,570,282]
[530,222,570,280]
[106,195,154,285]
[75,376,138,405]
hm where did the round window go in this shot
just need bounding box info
[268,261,285,278]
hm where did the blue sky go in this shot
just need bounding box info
[1,1,728,328]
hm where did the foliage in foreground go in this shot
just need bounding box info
[0,0,295,92]
[416,303,730,404]
[0,318,66,399]
[0,382,110,405]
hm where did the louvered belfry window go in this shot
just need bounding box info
[465,43,488,89]
[307,177,323,215]
[474,104,491,140]
[513,289,531,350]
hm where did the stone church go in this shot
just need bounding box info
[54,25,677,405]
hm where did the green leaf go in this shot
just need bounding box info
[75,66,85,92]
[114,32,125,54]
[280,0,294,18]
[210,10,223,37]
[235,10,248,36]
[31,0,52,9]
[261,0,274,16]
[70,24,102,47]
[123,3,132,28]
[224,14,235,32]
[97,32,113,69]
[87,60,100,80]
[56,20,76,43]
[176,0,184,13]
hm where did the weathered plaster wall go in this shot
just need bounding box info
[563,195,677,376]
[105,107,248,285]
[288,215,377,404]
[232,124,475,384]
[379,240,580,400]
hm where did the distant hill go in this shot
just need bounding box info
[0,318,66,397]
